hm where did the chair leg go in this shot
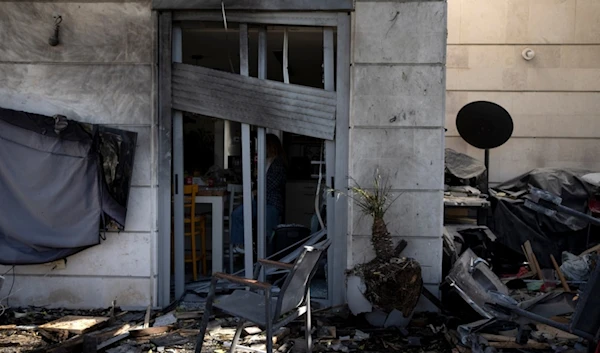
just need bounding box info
[305,289,312,353]
[229,320,245,353]
[229,243,234,274]
[191,225,198,281]
[194,278,216,353]
[265,292,273,353]
[201,218,207,276]
[266,325,273,353]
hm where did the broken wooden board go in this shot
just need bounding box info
[482,334,551,349]
[534,324,579,341]
[175,311,203,320]
[487,341,551,349]
[39,315,110,335]
[143,304,152,329]
[580,243,600,256]
[551,254,571,292]
[524,241,544,281]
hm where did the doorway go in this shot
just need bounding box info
[157,11,350,308]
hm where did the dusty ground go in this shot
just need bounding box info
[0,306,453,353]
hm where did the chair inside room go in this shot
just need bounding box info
[172,184,208,281]
[225,184,243,273]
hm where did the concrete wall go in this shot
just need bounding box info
[0,0,448,310]
[446,0,600,184]
[349,0,447,309]
[0,1,157,309]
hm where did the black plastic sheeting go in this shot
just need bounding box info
[491,168,598,268]
[0,107,136,265]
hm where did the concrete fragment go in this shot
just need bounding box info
[153,311,177,327]
[364,310,387,327]
[346,275,372,316]
[384,309,413,328]
[354,330,369,341]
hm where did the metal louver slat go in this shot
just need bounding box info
[172,63,337,140]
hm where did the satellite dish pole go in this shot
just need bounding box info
[456,101,514,193]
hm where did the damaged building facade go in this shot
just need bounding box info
[0,0,447,309]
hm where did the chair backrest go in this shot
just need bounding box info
[273,238,331,318]
[184,184,198,217]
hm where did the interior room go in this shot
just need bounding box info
[173,22,336,301]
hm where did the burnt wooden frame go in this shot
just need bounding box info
[156,9,351,307]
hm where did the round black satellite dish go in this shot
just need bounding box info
[456,101,513,149]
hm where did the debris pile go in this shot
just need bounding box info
[442,155,600,353]
[0,304,212,353]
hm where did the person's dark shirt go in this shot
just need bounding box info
[266,157,286,212]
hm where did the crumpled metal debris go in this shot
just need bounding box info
[446,249,510,319]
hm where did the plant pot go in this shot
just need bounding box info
[347,275,413,328]
[347,275,372,315]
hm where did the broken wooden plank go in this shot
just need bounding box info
[172,63,336,140]
[95,323,132,350]
[45,322,130,353]
[580,243,600,256]
[129,325,173,337]
[39,316,110,335]
[143,304,152,329]
[524,241,544,280]
[534,324,579,341]
[46,334,85,353]
[96,333,130,350]
[480,333,519,342]
[175,311,203,320]
[150,332,189,347]
[177,329,200,336]
[521,245,532,267]
[550,254,571,292]
[518,244,538,278]
[487,341,551,349]
[38,328,69,343]
[482,333,551,349]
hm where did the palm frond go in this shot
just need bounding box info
[331,170,398,219]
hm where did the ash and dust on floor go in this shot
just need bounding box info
[0,302,456,353]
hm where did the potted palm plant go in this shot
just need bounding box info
[342,172,423,327]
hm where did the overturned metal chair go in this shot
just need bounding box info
[194,238,331,353]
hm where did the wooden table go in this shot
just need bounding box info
[195,189,227,274]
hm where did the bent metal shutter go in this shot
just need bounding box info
[172,63,336,140]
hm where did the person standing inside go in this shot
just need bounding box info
[231,133,286,254]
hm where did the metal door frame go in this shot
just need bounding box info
[157,10,350,307]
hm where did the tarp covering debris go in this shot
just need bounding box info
[491,168,597,268]
[0,107,136,265]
